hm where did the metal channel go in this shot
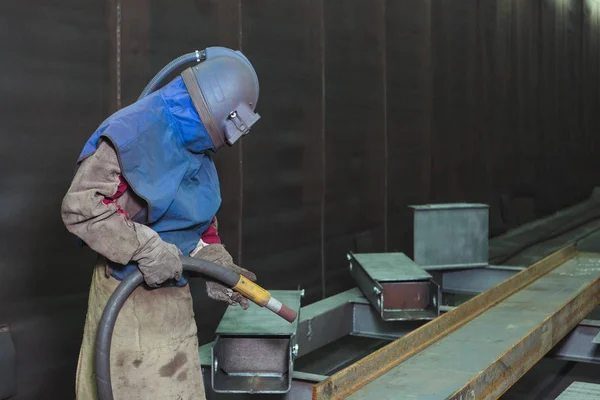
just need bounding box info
[550,320,600,364]
[348,255,384,318]
[349,252,438,321]
[211,290,302,394]
[295,289,359,357]
[351,302,425,340]
[312,245,581,399]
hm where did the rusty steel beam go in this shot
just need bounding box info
[312,245,581,399]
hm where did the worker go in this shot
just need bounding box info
[61,47,260,400]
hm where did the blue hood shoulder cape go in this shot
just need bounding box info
[78,76,221,286]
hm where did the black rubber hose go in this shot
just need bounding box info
[95,270,144,400]
[95,256,241,400]
[137,50,205,100]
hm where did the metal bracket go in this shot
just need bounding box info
[348,252,439,321]
[411,203,489,270]
[211,290,303,394]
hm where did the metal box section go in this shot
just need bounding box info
[411,203,489,270]
[211,290,303,394]
[348,253,439,321]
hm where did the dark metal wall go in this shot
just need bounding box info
[0,1,109,398]
[1,0,599,398]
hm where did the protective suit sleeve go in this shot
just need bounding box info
[61,140,162,266]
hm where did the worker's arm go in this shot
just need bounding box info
[61,140,182,286]
[191,218,257,309]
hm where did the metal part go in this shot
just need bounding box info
[351,302,424,340]
[412,203,489,270]
[202,366,326,400]
[439,305,456,313]
[294,289,358,357]
[441,265,524,293]
[271,264,543,360]
[557,381,600,399]
[211,290,302,394]
[201,296,600,364]
[202,266,598,369]
[349,252,439,321]
[351,253,432,282]
[198,272,600,400]
[0,324,16,399]
[202,288,423,369]
[313,245,584,399]
[194,195,600,399]
[549,319,600,363]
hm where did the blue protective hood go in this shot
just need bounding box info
[78,76,222,285]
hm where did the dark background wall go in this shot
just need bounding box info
[1,0,599,398]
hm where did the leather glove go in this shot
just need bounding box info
[192,244,256,309]
[135,237,183,287]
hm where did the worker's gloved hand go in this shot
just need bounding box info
[136,238,183,287]
[192,244,257,309]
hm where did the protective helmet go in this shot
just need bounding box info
[180,47,260,151]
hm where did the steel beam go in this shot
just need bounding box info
[312,245,588,399]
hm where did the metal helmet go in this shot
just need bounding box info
[180,47,260,151]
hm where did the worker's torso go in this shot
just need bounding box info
[79,77,222,286]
